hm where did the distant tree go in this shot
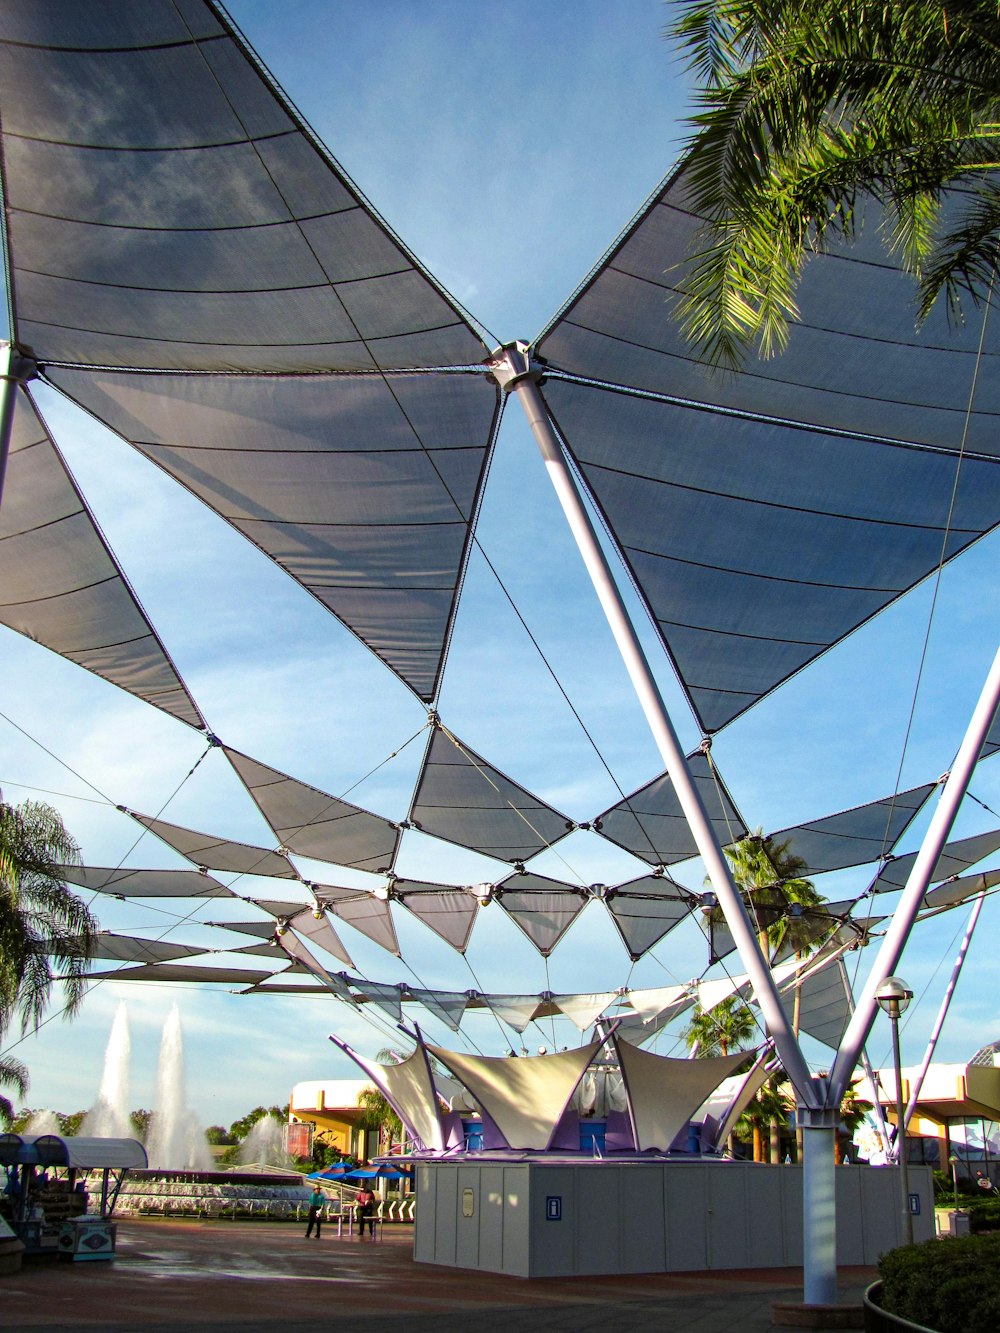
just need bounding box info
[0,792,97,1037]
[229,1106,269,1142]
[205,1125,234,1146]
[57,1110,86,1137]
[130,1108,153,1141]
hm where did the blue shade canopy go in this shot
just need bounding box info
[0,0,500,703]
[536,168,1000,733]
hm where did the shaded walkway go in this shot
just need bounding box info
[0,1219,874,1331]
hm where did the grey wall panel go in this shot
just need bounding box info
[621,1165,667,1273]
[528,1166,576,1277]
[834,1166,865,1265]
[746,1165,785,1268]
[575,1166,622,1274]
[707,1166,750,1269]
[477,1165,506,1274]
[414,1163,436,1264]
[665,1164,709,1271]
[503,1166,530,1278]
[435,1166,459,1267]
[455,1164,481,1270]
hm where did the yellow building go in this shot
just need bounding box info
[288,1079,380,1161]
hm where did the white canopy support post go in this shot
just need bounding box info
[488,343,817,1105]
[830,642,1000,1105]
[904,891,986,1131]
[800,1102,839,1307]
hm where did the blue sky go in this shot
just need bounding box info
[1,1,999,1127]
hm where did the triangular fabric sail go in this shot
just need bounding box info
[536,167,1000,733]
[277,929,353,999]
[613,1037,753,1152]
[777,958,853,1050]
[410,989,468,1033]
[0,1,499,703]
[427,1042,602,1151]
[352,979,403,1022]
[224,747,399,874]
[88,934,206,964]
[240,897,313,920]
[58,866,230,898]
[495,873,588,956]
[924,867,1000,912]
[554,992,618,1032]
[313,884,399,955]
[606,875,696,959]
[627,983,693,1026]
[123,810,296,879]
[697,973,750,1013]
[289,908,354,970]
[767,783,936,875]
[331,1038,444,1151]
[393,879,480,953]
[0,389,204,729]
[85,963,281,986]
[206,920,281,940]
[408,726,574,863]
[482,995,542,1033]
[868,827,1000,894]
[594,753,746,866]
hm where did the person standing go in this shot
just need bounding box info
[305,1186,325,1238]
[356,1185,376,1239]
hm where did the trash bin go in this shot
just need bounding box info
[947,1210,970,1237]
[58,1215,117,1261]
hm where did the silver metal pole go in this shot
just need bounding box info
[904,892,986,1131]
[830,641,1000,1104]
[490,344,817,1103]
[889,1004,915,1245]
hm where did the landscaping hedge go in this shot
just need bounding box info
[877,1233,1000,1333]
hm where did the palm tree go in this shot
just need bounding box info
[0,1053,28,1126]
[738,1072,793,1161]
[669,0,1000,368]
[0,792,97,1037]
[835,1083,874,1164]
[684,992,758,1056]
[722,830,823,963]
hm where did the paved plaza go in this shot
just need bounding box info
[0,1219,875,1332]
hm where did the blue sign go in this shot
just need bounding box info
[909,1193,921,1215]
[546,1195,562,1221]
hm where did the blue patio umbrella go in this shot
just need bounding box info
[307,1162,351,1180]
[343,1164,412,1180]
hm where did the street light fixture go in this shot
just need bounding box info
[876,975,914,1245]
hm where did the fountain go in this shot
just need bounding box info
[82,1001,132,1139]
[145,1005,211,1171]
[25,1109,61,1135]
[238,1114,293,1169]
[110,1006,312,1219]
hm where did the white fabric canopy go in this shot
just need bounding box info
[614,1037,752,1151]
[428,1041,602,1150]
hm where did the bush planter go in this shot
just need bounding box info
[864,1283,938,1333]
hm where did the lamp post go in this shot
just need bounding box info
[876,976,914,1245]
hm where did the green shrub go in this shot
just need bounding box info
[878,1233,1000,1333]
[967,1196,1000,1233]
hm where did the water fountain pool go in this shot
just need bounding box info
[114,1167,315,1219]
